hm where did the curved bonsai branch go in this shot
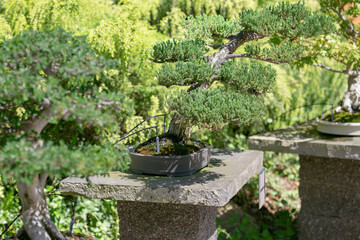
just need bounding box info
[226,54,286,64]
[311,63,350,74]
[329,5,359,39]
[226,53,249,59]
[21,98,52,135]
[205,43,223,49]
[208,31,267,71]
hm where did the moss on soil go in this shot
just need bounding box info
[322,110,360,123]
[135,134,207,156]
[63,232,99,240]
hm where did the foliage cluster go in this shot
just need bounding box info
[157,59,214,87]
[169,89,265,130]
[0,28,132,183]
[220,61,277,94]
[239,2,334,38]
[151,39,208,62]
[184,15,242,40]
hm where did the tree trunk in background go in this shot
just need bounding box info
[167,114,192,141]
[15,174,65,240]
[342,73,360,113]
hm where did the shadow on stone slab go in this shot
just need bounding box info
[210,148,242,157]
[121,149,234,188]
[123,164,224,189]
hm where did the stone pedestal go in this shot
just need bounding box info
[248,123,360,240]
[60,149,263,240]
[118,201,217,240]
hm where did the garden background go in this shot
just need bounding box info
[0,0,348,239]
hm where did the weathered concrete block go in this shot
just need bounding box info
[117,201,217,240]
[299,156,360,218]
[299,215,360,240]
[299,155,360,186]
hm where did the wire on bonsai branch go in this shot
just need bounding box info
[113,114,167,145]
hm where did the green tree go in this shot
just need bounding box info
[245,0,360,115]
[151,1,334,140]
[0,28,130,239]
[305,0,360,113]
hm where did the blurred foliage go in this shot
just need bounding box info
[47,191,119,240]
[0,16,11,42]
[0,0,115,35]
[184,14,243,40]
[265,63,347,130]
[217,211,297,240]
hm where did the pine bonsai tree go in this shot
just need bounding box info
[150,1,335,142]
[0,28,130,239]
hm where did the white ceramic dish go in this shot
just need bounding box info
[317,119,360,136]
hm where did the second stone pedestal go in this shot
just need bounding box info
[249,123,360,240]
[60,149,263,240]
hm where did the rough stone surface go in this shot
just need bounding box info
[248,122,360,160]
[299,216,360,240]
[117,201,217,240]
[60,149,263,207]
[299,155,360,240]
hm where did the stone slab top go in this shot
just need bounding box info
[60,149,263,207]
[248,122,360,160]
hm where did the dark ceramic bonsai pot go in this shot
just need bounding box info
[129,144,211,177]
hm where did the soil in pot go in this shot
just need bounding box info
[322,110,360,123]
[63,232,99,240]
[135,133,207,156]
[317,110,360,136]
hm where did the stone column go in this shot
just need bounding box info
[117,201,217,240]
[298,155,360,240]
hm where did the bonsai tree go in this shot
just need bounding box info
[0,28,130,239]
[149,1,335,143]
[308,0,360,115]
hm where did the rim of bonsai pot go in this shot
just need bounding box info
[316,118,360,126]
[128,142,211,158]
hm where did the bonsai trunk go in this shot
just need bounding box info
[15,102,65,239]
[342,72,360,113]
[15,174,65,240]
[167,114,192,141]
